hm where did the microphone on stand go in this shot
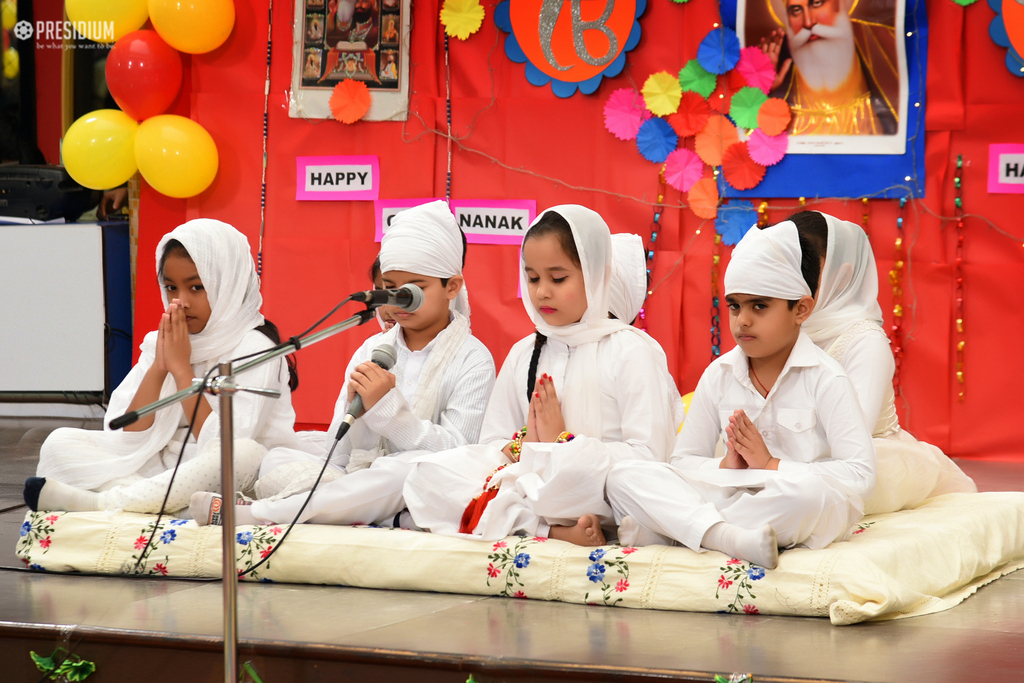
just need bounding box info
[348,283,424,311]
[335,343,398,440]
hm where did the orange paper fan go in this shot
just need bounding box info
[688,177,719,220]
[667,91,711,137]
[695,115,739,167]
[721,142,766,191]
[757,98,791,137]
[329,80,372,124]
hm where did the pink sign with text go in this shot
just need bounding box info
[374,199,536,243]
[296,155,379,201]
[988,144,1024,194]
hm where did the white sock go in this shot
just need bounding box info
[702,522,779,569]
[36,479,104,512]
[617,515,673,547]
[189,492,259,527]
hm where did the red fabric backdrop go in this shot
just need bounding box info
[127,0,1024,459]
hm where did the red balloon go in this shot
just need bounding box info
[105,30,183,121]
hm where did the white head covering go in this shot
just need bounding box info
[379,200,469,316]
[609,233,647,324]
[724,220,812,300]
[521,205,627,346]
[802,212,884,343]
[154,219,264,364]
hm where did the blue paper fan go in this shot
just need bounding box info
[697,26,741,76]
[636,117,679,164]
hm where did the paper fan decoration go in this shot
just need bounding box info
[636,117,679,163]
[722,142,766,191]
[679,59,717,98]
[707,69,747,113]
[715,200,757,246]
[666,92,710,137]
[736,47,775,93]
[989,0,1024,76]
[440,0,485,40]
[757,97,791,136]
[329,80,371,124]
[748,129,789,166]
[696,26,741,75]
[694,115,739,167]
[729,86,768,130]
[688,177,719,220]
[604,88,652,141]
[642,71,683,116]
[664,148,704,192]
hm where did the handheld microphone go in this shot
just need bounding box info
[349,283,424,311]
[335,343,398,440]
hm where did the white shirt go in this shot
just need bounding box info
[480,330,679,465]
[321,328,496,465]
[672,332,876,499]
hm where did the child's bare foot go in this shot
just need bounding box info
[549,514,606,546]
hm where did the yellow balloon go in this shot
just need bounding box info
[3,47,18,80]
[148,0,235,54]
[65,0,148,43]
[62,109,138,190]
[135,115,219,198]
[1,0,17,32]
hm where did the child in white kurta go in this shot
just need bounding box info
[27,219,298,514]
[793,211,975,513]
[403,207,682,545]
[606,220,875,569]
[194,200,496,527]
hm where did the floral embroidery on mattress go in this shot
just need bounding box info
[584,546,636,606]
[127,517,188,576]
[486,536,544,598]
[715,558,766,614]
[18,511,64,570]
[236,525,285,582]
[853,520,876,535]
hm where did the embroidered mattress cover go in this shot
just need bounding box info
[16,492,1024,626]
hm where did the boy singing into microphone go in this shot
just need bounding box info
[191,200,496,527]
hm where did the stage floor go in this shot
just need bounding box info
[2,418,1023,682]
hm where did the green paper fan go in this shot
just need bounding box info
[729,86,769,130]
[679,60,717,99]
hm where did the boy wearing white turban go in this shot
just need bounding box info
[606,221,875,569]
[193,200,496,528]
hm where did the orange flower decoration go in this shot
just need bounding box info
[329,80,372,124]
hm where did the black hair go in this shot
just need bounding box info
[160,239,299,391]
[370,256,382,284]
[522,210,585,400]
[522,210,581,267]
[159,239,192,278]
[439,229,469,287]
[784,211,828,309]
[255,320,300,392]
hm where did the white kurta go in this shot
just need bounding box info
[820,320,976,513]
[403,329,681,540]
[606,333,876,551]
[250,329,496,525]
[36,328,298,511]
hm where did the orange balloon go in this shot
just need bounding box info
[148,0,235,54]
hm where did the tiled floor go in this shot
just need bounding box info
[2,420,1023,682]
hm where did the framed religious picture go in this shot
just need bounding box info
[289,0,411,121]
[737,0,908,155]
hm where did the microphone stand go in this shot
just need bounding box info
[109,306,377,683]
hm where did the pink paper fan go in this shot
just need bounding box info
[604,88,652,141]
[747,129,789,166]
[736,47,775,94]
[664,148,705,193]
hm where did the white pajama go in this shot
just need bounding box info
[250,329,495,526]
[37,329,298,513]
[404,330,681,540]
[607,333,875,551]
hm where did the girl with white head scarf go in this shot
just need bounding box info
[793,211,976,514]
[30,219,298,514]
[608,233,647,324]
[403,206,682,545]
